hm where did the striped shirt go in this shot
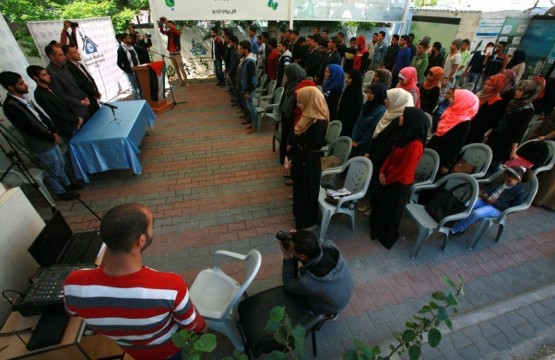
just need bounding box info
[64,266,205,360]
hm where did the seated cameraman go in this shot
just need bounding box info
[279,230,353,317]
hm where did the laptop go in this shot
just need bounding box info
[28,211,104,267]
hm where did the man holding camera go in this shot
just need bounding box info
[159,17,188,87]
[60,20,78,47]
[278,230,353,316]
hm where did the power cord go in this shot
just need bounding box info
[2,290,25,308]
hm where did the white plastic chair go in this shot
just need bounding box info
[320,120,342,156]
[410,148,440,201]
[320,136,353,189]
[189,249,262,352]
[455,143,493,179]
[468,171,539,250]
[318,157,373,240]
[405,173,479,259]
[461,82,475,92]
[362,70,375,89]
[516,139,555,175]
[256,87,284,132]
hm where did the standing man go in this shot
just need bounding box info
[266,38,280,81]
[0,71,81,201]
[336,32,347,59]
[276,40,292,87]
[159,17,188,86]
[116,33,142,100]
[483,41,509,77]
[343,37,358,72]
[257,34,267,72]
[248,25,259,58]
[455,39,471,86]
[391,35,411,88]
[62,45,101,116]
[410,41,429,85]
[426,41,445,73]
[64,203,206,360]
[463,42,493,92]
[381,34,399,71]
[304,36,322,78]
[372,31,387,71]
[210,27,225,87]
[367,33,378,64]
[441,39,462,98]
[60,20,78,47]
[239,41,258,134]
[407,33,417,59]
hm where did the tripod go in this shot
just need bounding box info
[0,122,101,221]
[150,50,188,108]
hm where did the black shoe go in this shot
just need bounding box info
[58,191,80,201]
[450,230,465,237]
[66,183,84,190]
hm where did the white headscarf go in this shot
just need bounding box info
[372,88,414,138]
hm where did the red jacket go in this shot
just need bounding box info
[266,49,280,81]
[380,140,424,185]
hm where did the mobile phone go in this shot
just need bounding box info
[485,47,493,56]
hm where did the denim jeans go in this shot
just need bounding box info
[244,91,258,128]
[466,72,482,92]
[451,199,501,233]
[35,146,70,194]
[214,60,225,85]
[125,72,142,100]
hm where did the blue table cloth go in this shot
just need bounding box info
[69,100,156,183]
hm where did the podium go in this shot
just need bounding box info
[133,61,172,114]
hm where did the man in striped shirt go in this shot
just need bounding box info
[64,203,206,360]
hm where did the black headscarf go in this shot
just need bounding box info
[395,107,430,147]
[281,64,307,118]
[343,69,363,99]
[361,83,387,118]
[506,49,526,69]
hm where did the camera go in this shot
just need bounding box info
[70,22,79,28]
[144,33,151,38]
[276,231,292,250]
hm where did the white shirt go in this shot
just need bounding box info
[443,51,461,78]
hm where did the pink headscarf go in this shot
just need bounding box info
[397,67,420,107]
[436,89,479,136]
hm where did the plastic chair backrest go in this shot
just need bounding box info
[325,120,342,144]
[517,139,555,174]
[363,71,374,84]
[423,112,433,138]
[266,80,277,96]
[460,143,493,178]
[433,173,479,223]
[272,87,284,105]
[343,157,373,194]
[317,85,323,93]
[331,136,352,165]
[462,82,475,92]
[257,74,268,88]
[415,148,440,184]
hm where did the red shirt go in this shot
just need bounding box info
[380,140,424,185]
[266,49,280,81]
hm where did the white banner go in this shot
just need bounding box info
[27,17,129,101]
[294,0,408,22]
[150,0,290,21]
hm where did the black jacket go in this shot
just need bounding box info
[34,86,80,138]
[117,45,138,74]
[65,61,100,116]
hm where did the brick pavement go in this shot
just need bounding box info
[45,82,555,359]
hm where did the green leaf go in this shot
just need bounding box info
[198,333,217,352]
[354,337,365,349]
[292,324,306,340]
[445,318,453,330]
[446,293,458,306]
[431,291,447,301]
[418,305,431,314]
[172,331,187,348]
[264,320,280,333]
[405,321,418,329]
[189,353,201,360]
[438,307,448,321]
[428,328,442,347]
[408,344,421,360]
[269,306,286,322]
[402,329,416,343]
[389,344,396,351]
[429,301,440,309]
[343,349,358,360]
[268,350,288,360]
[443,276,456,288]
[373,345,381,356]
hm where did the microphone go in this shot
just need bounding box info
[100,102,118,109]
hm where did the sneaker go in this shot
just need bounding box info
[245,124,254,129]
[58,191,80,201]
[65,183,84,190]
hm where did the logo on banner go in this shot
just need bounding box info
[267,0,278,10]
[165,0,175,10]
[82,36,99,55]
[190,40,207,56]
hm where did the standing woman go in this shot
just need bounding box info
[353,35,370,74]
[280,64,307,164]
[351,83,387,157]
[487,79,545,166]
[465,73,506,144]
[507,50,526,83]
[371,107,430,249]
[397,66,420,108]
[322,64,344,120]
[419,66,443,115]
[337,69,363,137]
[427,89,479,176]
[292,86,329,230]
[500,69,517,108]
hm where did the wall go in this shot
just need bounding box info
[411,9,482,44]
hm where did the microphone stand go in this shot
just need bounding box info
[100,102,119,123]
[150,50,188,108]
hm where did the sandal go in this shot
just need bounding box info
[363,209,371,217]
[358,205,371,212]
[285,179,294,186]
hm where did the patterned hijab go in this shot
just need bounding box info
[281,64,307,117]
[373,88,414,138]
[436,89,479,136]
[476,73,505,107]
[294,86,330,135]
[501,69,517,95]
[323,64,345,93]
[374,68,392,89]
[506,79,545,114]
[422,66,444,91]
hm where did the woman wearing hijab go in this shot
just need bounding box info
[507,50,526,82]
[420,66,443,115]
[322,64,344,120]
[465,73,506,144]
[371,107,430,249]
[353,35,370,74]
[292,86,329,230]
[500,69,517,108]
[351,83,387,157]
[487,79,545,166]
[337,69,363,137]
[397,67,420,108]
[363,88,414,208]
[427,89,479,176]
[280,64,307,165]
[372,68,393,89]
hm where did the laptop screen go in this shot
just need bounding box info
[27,211,73,267]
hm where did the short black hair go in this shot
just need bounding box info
[498,41,508,48]
[248,25,257,32]
[210,26,218,33]
[433,41,442,51]
[319,40,328,48]
[322,29,330,34]
[0,71,22,90]
[379,31,386,37]
[373,32,378,36]
[229,35,238,45]
[279,40,289,49]
[337,31,345,37]
[349,37,357,42]
[400,35,410,41]
[26,65,45,80]
[239,40,251,52]
[329,36,339,45]
[262,31,269,40]
[418,41,429,49]
[313,26,319,31]
[44,43,58,57]
[61,44,76,55]
[462,38,470,45]
[100,203,149,253]
[291,230,321,259]
[307,35,315,41]
[267,38,277,48]
[392,34,400,40]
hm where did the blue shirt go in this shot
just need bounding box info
[395,47,411,72]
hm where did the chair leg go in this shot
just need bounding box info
[311,328,317,358]
[319,210,332,240]
[349,210,355,231]
[207,318,245,352]
[272,136,275,152]
[411,228,432,259]
[468,219,493,250]
[494,223,505,242]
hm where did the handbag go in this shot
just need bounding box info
[425,183,469,222]
[451,158,476,174]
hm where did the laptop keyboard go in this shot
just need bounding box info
[61,232,95,263]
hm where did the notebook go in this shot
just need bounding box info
[28,211,104,267]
